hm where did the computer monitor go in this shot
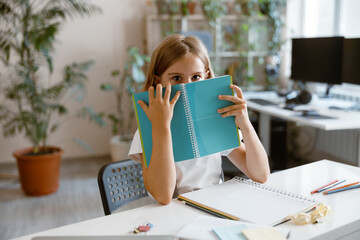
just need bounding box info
[342,38,360,85]
[290,37,344,96]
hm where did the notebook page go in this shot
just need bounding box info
[186,76,240,156]
[179,177,317,226]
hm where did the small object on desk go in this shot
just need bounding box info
[212,224,248,240]
[301,110,318,116]
[324,183,360,195]
[317,179,346,193]
[283,103,297,110]
[311,179,339,194]
[133,222,153,234]
[329,106,347,110]
[323,181,360,195]
[289,203,331,225]
[139,225,151,232]
[242,227,286,240]
[248,98,278,106]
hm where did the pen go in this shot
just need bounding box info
[311,179,338,194]
[318,179,346,193]
[323,181,360,195]
[325,183,360,195]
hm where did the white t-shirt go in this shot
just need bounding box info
[128,129,238,197]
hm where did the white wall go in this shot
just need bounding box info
[0,0,148,163]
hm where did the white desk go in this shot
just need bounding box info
[244,91,360,166]
[13,160,360,240]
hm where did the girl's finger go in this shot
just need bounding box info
[219,94,245,104]
[231,84,244,99]
[218,104,244,114]
[148,86,155,101]
[221,109,242,118]
[156,83,163,99]
[164,83,171,101]
[170,90,181,105]
[137,100,149,113]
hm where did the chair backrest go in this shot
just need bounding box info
[97,159,147,215]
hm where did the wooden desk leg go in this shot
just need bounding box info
[259,113,271,155]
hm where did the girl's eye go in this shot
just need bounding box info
[172,76,182,82]
[192,75,202,81]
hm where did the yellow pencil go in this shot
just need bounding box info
[323,181,360,195]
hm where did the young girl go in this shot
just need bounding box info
[129,34,270,205]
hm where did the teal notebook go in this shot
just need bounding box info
[132,75,241,167]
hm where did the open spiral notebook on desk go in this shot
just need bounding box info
[178,177,319,226]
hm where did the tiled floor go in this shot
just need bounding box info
[0,157,110,240]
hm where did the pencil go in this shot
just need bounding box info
[318,179,346,193]
[325,184,360,195]
[311,179,338,194]
[324,181,360,195]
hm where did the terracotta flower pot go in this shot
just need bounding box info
[13,146,63,196]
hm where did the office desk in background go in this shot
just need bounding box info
[244,91,360,166]
[13,160,360,240]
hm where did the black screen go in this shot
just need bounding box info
[342,38,360,85]
[290,37,344,85]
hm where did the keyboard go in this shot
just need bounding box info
[248,98,278,106]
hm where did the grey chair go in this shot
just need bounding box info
[97,159,148,215]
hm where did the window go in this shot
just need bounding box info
[286,0,360,94]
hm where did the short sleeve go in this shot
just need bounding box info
[128,129,142,162]
[220,129,243,156]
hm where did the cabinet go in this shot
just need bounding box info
[145,1,286,90]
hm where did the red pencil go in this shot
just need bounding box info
[311,180,338,194]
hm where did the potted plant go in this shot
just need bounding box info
[0,0,103,196]
[201,0,228,28]
[257,0,287,89]
[100,46,150,162]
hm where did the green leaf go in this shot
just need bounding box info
[111,70,120,76]
[100,83,114,91]
[132,65,145,83]
[50,124,59,133]
[73,137,93,153]
[134,54,144,66]
[128,46,138,56]
[107,113,120,123]
[80,106,106,127]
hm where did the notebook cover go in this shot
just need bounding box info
[132,75,240,167]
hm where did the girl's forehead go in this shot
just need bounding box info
[165,55,205,73]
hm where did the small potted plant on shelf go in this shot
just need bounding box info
[0,0,103,196]
[201,0,228,28]
[100,47,150,162]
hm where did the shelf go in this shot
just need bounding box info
[145,6,286,88]
[147,14,268,22]
[210,51,269,58]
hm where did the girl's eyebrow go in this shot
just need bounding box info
[167,71,205,76]
[167,72,183,76]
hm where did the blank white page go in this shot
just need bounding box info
[179,177,317,226]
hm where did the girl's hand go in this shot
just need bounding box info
[217,84,249,128]
[137,83,181,128]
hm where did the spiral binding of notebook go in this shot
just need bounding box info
[232,176,317,203]
[180,84,200,159]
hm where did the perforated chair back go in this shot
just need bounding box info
[97,159,147,215]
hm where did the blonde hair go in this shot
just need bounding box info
[143,34,215,90]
